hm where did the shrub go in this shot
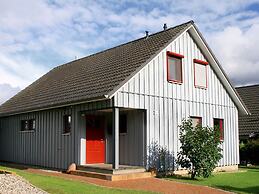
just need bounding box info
[147,141,175,176]
[240,138,259,165]
[177,119,222,179]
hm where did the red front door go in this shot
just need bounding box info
[86,115,105,164]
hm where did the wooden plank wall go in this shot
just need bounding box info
[0,100,111,169]
[114,30,239,166]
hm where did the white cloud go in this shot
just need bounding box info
[208,23,259,85]
[0,52,48,88]
[1,0,259,103]
[0,84,20,105]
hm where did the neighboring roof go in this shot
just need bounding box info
[236,84,259,137]
[0,21,192,116]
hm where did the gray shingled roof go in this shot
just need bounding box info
[236,85,259,138]
[0,21,192,116]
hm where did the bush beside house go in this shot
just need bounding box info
[177,119,222,179]
[240,138,259,165]
[147,119,223,179]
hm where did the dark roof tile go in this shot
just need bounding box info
[0,21,192,116]
[236,85,259,136]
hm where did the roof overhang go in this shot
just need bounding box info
[0,96,109,117]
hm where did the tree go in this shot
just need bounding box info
[177,119,222,179]
[240,138,259,165]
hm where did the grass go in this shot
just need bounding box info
[0,165,154,194]
[166,166,259,194]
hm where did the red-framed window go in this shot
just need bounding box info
[190,116,202,127]
[214,118,224,141]
[167,51,184,83]
[193,59,208,89]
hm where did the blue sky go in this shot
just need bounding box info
[1,0,259,104]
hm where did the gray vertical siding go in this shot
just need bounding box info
[105,110,145,166]
[0,100,111,169]
[0,99,145,169]
[0,29,240,170]
[114,30,239,166]
[119,110,145,166]
[77,109,146,167]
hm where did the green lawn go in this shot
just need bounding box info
[2,165,259,194]
[0,165,154,194]
[166,167,259,194]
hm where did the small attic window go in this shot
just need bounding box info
[194,59,208,88]
[167,51,184,83]
[21,119,35,131]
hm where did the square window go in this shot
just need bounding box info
[63,115,71,134]
[21,119,35,131]
[214,118,224,141]
[194,59,208,88]
[190,116,202,127]
[167,51,184,83]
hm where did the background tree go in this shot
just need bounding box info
[177,119,222,179]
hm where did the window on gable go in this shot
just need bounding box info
[21,119,35,131]
[214,118,224,141]
[194,59,208,88]
[167,51,184,83]
[190,116,202,127]
[63,115,72,134]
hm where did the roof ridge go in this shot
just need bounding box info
[53,20,194,71]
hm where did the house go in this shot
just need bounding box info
[0,21,249,174]
[236,84,259,140]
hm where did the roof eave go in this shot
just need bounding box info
[0,95,109,117]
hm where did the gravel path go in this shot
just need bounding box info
[0,174,47,194]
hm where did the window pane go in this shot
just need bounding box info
[32,120,36,130]
[214,119,224,141]
[195,63,206,87]
[214,119,220,127]
[29,119,35,130]
[25,120,29,130]
[168,56,182,82]
[190,117,202,127]
[63,115,71,134]
[21,120,26,131]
